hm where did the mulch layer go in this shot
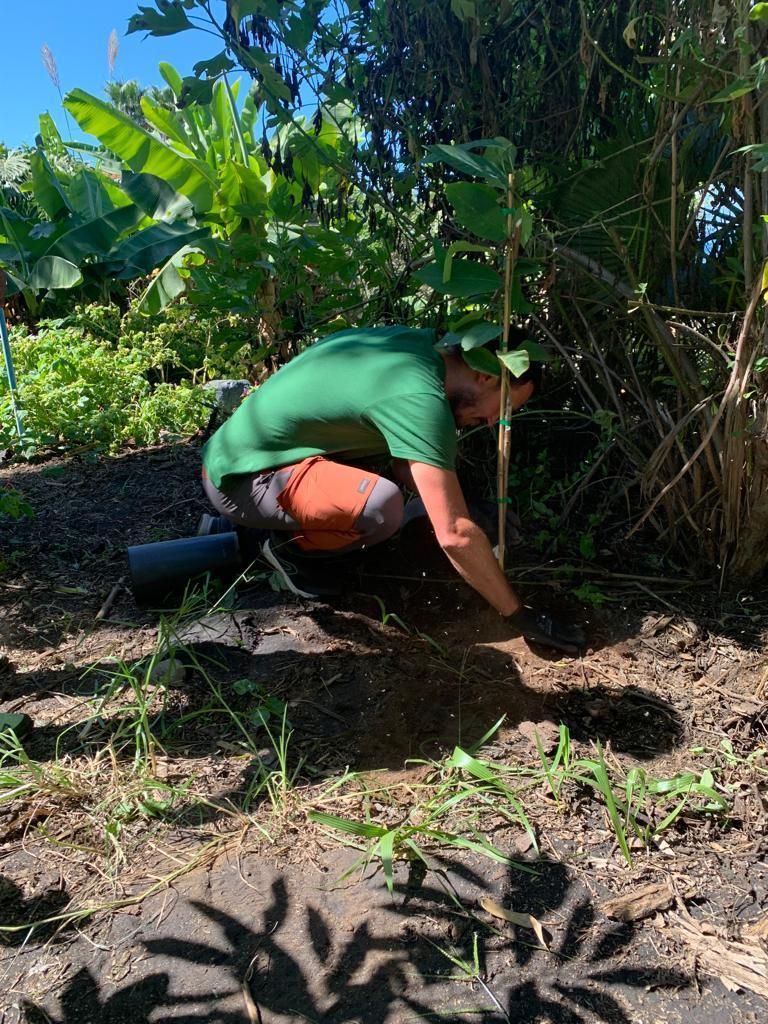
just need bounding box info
[0,440,766,1024]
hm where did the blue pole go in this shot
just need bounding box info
[0,308,25,443]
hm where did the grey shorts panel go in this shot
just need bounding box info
[202,468,404,550]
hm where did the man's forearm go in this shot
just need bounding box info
[441,519,522,617]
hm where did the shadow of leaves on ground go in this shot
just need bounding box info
[0,874,70,948]
[20,855,694,1024]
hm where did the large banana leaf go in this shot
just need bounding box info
[104,222,210,278]
[64,89,216,213]
[158,62,183,98]
[0,268,28,296]
[137,242,210,314]
[45,205,146,263]
[68,169,120,219]
[121,172,196,222]
[37,113,67,157]
[29,151,71,220]
[0,208,42,278]
[139,95,196,155]
[211,80,234,164]
[27,256,83,291]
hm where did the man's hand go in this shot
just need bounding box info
[509,606,585,654]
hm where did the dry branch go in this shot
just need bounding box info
[601,882,674,923]
[661,911,768,999]
[629,275,765,542]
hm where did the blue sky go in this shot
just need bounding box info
[1,0,221,149]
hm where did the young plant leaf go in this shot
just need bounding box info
[442,241,490,283]
[422,144,508,186]
[462,347,501,376]
[445,182,507,241]
[497,340,551,377]
[497,349,530,377]
[414,260,501,297]
[457,322,503,349]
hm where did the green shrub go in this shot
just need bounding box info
[66,302,266,383]
[0,300,271,455]
[0,320,210,453]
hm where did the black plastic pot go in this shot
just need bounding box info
[127,533,241,606]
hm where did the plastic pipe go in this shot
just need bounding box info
[127,532,241,606]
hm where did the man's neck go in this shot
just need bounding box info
[438,350,467,401]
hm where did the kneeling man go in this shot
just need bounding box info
[202,324,581,653]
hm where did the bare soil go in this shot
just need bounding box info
[1,441,766,1024]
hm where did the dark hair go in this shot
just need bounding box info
[512,356,543,392]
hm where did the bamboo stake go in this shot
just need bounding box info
[496,173,521,570]
[669,66,681,309]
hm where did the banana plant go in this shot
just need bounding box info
[0,125,208,313]
[62,69,358,317]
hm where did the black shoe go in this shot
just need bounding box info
[258,534,358,599]
[196,513,236,537]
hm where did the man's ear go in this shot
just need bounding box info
[475,371,500,387]
[510,379,535,405]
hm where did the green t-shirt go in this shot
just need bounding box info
[202,325,458,488]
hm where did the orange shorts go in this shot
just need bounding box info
[276,456,382,551]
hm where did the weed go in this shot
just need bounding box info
[232,678,290,732]
[425,930,483,982]
[571,581,614,607]
[534,726,730,865]
[364,594,448,655]
[0,579,294,913]
[308,722,732,889]
[713,737,767,775]
[0,485,33,521]
[309,733,540,893]
[0,729,87,805]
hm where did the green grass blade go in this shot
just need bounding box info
[577,751,632,866]
[308,810,388,838]
[466,716,506,755]
[379,830,396,894]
